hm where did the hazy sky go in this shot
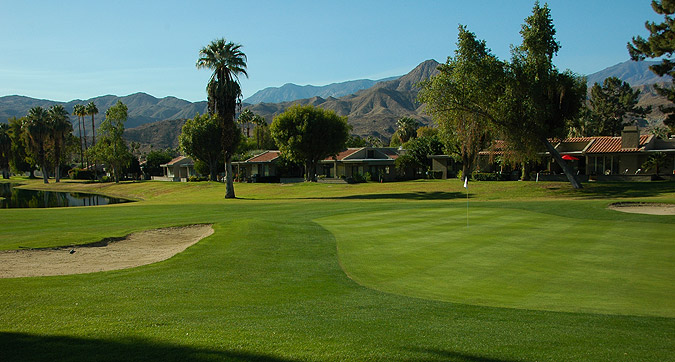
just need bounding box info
[0,0,664,102]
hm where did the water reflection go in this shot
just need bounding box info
[0,183,131,209]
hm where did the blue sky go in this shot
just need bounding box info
[0,0,663,102]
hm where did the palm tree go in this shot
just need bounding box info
[196,38,248,199]
[238,108,254,137]
[86,101,98,146]
[48,105,72,182]
[73,104,86,165]
[24,106,52,184]
[396,117,419,144]
[642,152,668,177]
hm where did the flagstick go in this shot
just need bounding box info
[464,176,469,228]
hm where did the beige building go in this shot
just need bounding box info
[155,156,196,182]
[319,147,400,182]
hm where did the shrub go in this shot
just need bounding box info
[471,172,509,181]
[100,175,112,183]
[352,173,367,183]
[68,168,94,180]
[188,175,208,182]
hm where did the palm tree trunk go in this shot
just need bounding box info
[91,115,96,146]
[77,116,83,166]
[224,154,235,198]
[543,138,582,189]
[81,116,88,167]
[54,142,61,183]
[40,148,48,184]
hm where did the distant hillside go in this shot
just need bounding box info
[0,93,207,132]
[584,60,673,129]
[243,76,399,104]
[244,59,441,138]
[124,118,186,153]
[586,60,671,87]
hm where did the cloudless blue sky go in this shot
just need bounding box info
[0,0,664,102]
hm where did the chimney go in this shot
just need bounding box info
[621,126,639,149]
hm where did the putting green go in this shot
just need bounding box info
[317,205,675,317]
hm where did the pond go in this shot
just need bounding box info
[0,183,132,209]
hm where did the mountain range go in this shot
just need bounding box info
[243,76,399,104]
[0,59,671,151]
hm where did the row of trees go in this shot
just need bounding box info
[0,101,133,183]
[0,105,73,183]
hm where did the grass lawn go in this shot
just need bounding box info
[0,178,673,361]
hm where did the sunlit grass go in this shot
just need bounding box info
[1,177,673,361]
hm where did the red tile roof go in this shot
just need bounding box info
[165,156,190,166]
[327,148,362,161]
[246,151,280,163]
[584,135,652,154]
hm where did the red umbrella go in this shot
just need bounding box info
[561,154,579,161]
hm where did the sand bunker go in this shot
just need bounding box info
[608,202,675,215]
[0,224,213,278]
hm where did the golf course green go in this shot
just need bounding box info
[0,178,673,361]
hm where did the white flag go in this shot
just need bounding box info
[463,176,468,189]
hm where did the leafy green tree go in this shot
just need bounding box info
[7,117,34,177]
[88,101,132,183]
[366,135,384,147]
[24,107,52,183]
[567,103,597,138]
[629,0,675,133]
[196,38,247,198]
[0,123,10,179]
[418,25,503,179]
[500,2,586,188]
[402,135,445,171]
[48,105,72,182]
[271,104,350,181]
[73,104,87,165]
[590,77,650,136]
[346,134,367,148]
[143,149,175,177]
[179,113,224,181]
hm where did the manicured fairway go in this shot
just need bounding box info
[0,179,673,361]
[318,205,674,317]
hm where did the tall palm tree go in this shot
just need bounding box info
[48,105,72,182]
[24,106,52,184]
[73,104,86,165]
[86,101,98,146]
[196,38,248,198]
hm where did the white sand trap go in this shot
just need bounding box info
[0,224,213,278]
[608,202,675,215]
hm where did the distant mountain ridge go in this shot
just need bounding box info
[243,76,400,104]
[243,59,441,137]
[586,60,671,87]
[0,93,207,132]
[2,58,671,151]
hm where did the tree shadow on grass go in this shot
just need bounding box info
[0,332,298,362]
[567,182,675,199]
[408,347,524,362]
[300,191,469,201]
